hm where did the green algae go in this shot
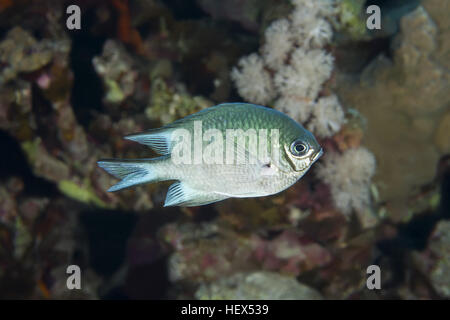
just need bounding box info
[58,179,109,208]
[336,0,367,39]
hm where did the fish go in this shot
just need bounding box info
[97,102,323,207]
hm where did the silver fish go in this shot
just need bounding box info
[98,103,323,206]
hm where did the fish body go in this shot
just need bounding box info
[98,103,323,207]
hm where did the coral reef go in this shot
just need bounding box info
[162,222,332,286]
[337,1,450,221]
[145,77,212,125]
[0,26,156,212]
[0,0,448,301]
[0,176,100,299]
[0,27,54,85]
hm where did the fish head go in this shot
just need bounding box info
[281,126,323,175]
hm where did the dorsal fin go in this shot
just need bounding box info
[124,104,253,155]
[125,128,174,155]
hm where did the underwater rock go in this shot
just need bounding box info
[21,138,71,182]
[0,177,22,225]
[251,229,332,276]
[0,79,33,135]
[162,221,332,285]
[0,27,53,85]
[0,177,49,262]
[0,179,96,299]
[146,78,212,125]
[319,230,377,299]
[18,197,50,226]
[93,40,139,106]
[195,271,323,300]
[337,3,449,221]
[165,226,254,283]
[413,220,450,298]
[427,221,450,298]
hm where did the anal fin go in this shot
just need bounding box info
[164,181,228,207]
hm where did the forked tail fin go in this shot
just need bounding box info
[97,158,163,192]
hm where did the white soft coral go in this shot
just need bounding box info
[262,18,293,69]
[274,95,314,123]
[290,0,335,48]
[305,19,333,48]
[274,47,334,100]
[230,53,275,105]
[316,147,377,216]
[231,0,342,137]
[307,95,345,138]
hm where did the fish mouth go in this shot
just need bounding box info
[311,148,323,163]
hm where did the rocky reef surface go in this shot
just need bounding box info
[0,0,448,299]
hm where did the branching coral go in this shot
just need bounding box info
[316,147,376,216]
[231,0,344,138]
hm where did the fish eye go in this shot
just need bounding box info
[290,140,309,157]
